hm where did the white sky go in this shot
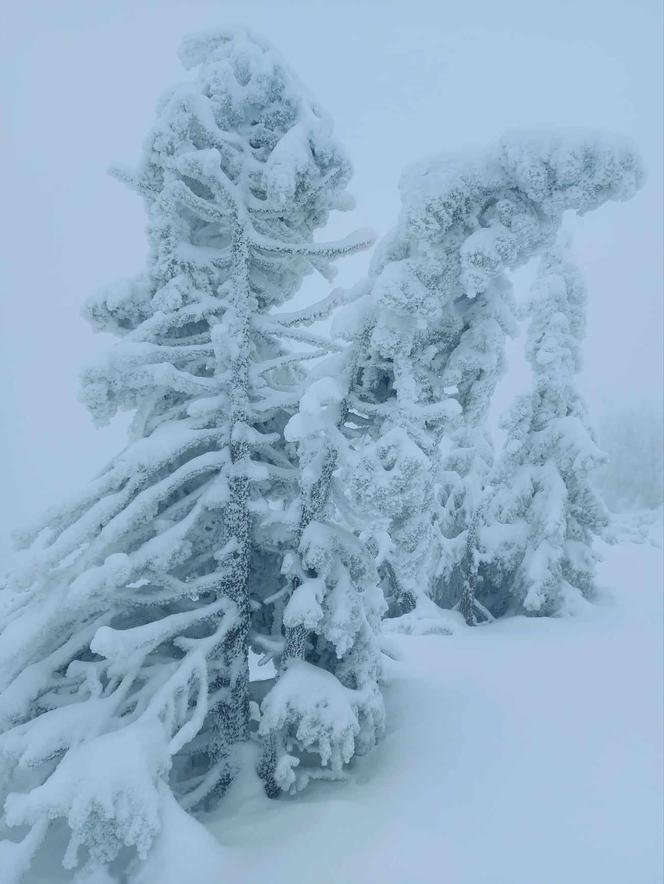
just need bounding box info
[1,0,662,537]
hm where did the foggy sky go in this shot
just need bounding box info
[1,0,662,539]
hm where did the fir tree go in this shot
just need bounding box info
[307,132,641,632]
[0,28,370,880]
[382,132,642,622]
[257,318,387,795]
[475,246,611,616]
[340,258,462,622]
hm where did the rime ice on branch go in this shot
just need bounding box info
[340,131,642,621]
[0,28,371,881]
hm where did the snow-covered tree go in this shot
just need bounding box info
[0,28,372,881]
[337,254,462,621]
[257,328,387,795]
[474,246,610,616]
[395,132,641,621]
[308,132,641,631]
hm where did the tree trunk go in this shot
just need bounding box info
[206,220,252,803]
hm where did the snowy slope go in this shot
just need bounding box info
[200,522,662,884]
[23,523,662,883]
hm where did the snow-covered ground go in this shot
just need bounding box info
[184,518,661,884]
[24,518,663,883]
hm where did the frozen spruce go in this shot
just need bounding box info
[349,131,642,624]
[257,350,387,795]
[295,131,641,634]
[474,247,611,617]
[337,242,464,623]
[0,28,371,881]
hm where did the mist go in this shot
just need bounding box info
[1,0,662,538]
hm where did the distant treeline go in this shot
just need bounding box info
[596,401,664,511]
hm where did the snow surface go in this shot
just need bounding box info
[18,510,664,884]
[200,523,660,884]
[20,523,662,883]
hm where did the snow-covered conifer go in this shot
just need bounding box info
[339,132,642,625]
[339,261,462,621]
[0,28,371,880]
[257,331,387,794]
[475,246,611,616]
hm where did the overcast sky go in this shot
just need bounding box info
[1,0,661,538]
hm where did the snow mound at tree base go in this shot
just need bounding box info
[382,596,464,635]
[604,506,663,547]
[128,790,226,884]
